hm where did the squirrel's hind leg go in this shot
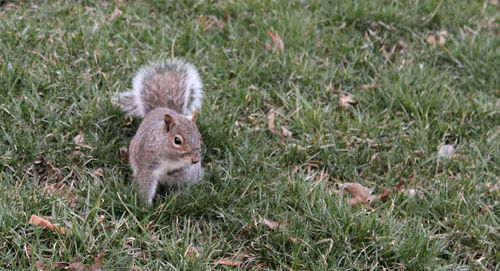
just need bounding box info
[136,171,158,208]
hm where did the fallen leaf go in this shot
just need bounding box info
[426,34,436,45]
[378,189,391,202]
[437,30,448,36]
[395,180,405,191]
[185,246,203,263]
[281,127,292,139]
[339,94,356,109]
[198,15,226,31]
[87,252,105,271]
[343,183,373,205]
[119,147,129,163]
[212,258,243,266]
[67,261,85,271]
[405,189,417,197]
[29,214,69,235]
[438,35,446,45]
[261,217,286,230]
[224,7,230,23]
[248,84,259,91]
[255,262,266,268]
[267,30,284,52]
[35,261,44,271]
[74,131,85,145]
[267,111,275,133]
[108,7,122,21]
[24,242,32,260]
[437,144,455,158]
[92,168,103,177]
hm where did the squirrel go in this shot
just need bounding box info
[115,58,204,207]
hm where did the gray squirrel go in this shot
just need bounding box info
[115,58,204,207]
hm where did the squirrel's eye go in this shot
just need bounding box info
[174,136,182,145]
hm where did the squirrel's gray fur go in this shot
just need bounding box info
[115,58,204,207]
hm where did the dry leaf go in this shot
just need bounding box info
[343,183,373,205]
[426,34,436,45]
[119,147,129,163]
[255,262,266,269]
[339,94,356,109]
[261,217,286,230]
[212,258,243,266]
[29,214,69,235]
[24,242,32,260]
[395,180,405,191]
[109,7,122,21]
[267,112,275,133]
[437,144,455,158]
[35,261,44,271]
[92,168,103,177]
[67,262,85,271]
[378,189,391,202]
[87,252,105,271]
[437,35,446,45]
[281,127,292,139]
[224,7,230,23]
[74,131,85,145]
[185,246,203,263]
[267,30,284,52]
[405,189,417,197]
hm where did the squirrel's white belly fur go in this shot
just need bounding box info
[154,158,204,187]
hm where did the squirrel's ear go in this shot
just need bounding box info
[164,114,175,132]
[191,109,197,122]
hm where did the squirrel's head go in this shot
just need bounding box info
[162,110,202,165]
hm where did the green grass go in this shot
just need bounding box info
[1,0,499,269]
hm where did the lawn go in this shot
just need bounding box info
[0,0,499,270]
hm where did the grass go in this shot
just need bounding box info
[0,0,499,269]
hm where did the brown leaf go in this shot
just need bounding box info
[29,214,69,235]
[119,147,129,163]
[339,94,356,109]
[426,34,436,45]
[395,180,405,191]
[35,261,44,271]
[74,131,85,145]
[437,35,446,46]
[378,189,391,202]
[343,183,372,205]
[224,7,230,23]
[437,144,455,158]
[212,258,243,266]
[267,30,284,52]
[267,111,275,133]
[281,127,292,139]
[185,246,203,263]
[261,217,286,230]
[255,262,266,268]
[108,7,123,21]
[67,262,85,271]
[92,168,103,177]
[87,252,105,271]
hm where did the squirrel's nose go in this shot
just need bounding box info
[191,155,200,164]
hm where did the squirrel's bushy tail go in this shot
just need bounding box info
[115,58,203,118]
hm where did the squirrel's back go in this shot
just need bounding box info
[116,58,203,118]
